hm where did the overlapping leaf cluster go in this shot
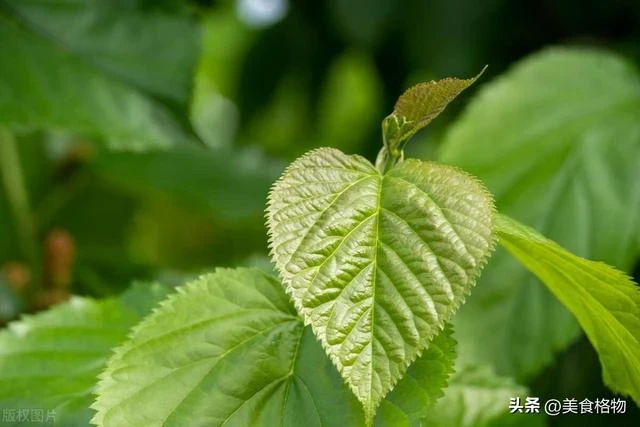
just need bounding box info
[0,43,638,427]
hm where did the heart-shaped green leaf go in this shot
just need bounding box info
[267,147,496,422]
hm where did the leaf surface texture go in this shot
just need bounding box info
[267,148,495,420]
[92,268,456,426]
[497,214,640,405]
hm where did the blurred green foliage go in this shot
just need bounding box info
[0,0,639,425]
[0,282,171,426]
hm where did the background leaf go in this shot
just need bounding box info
[497,214,640,405]
[92,268,456,427]
[422,364,545,427]
[439,48,640,380]
[378,323,456,424]
[190,8,252,148]
[0,282,171,426]
[2,0,199,105]
[316,51,383,154]
[88,144,282,223]
[0,11,193,150]
[267,147,495,422]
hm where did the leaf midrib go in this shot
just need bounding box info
[103,320,301,426]
[284,173,375,269]
[278,327,304,427]
[364,171,383,424]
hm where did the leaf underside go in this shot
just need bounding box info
[497,214,640,405]
[266,147,495,421]
[91,268,456,427]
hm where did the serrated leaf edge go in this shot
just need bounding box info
[90,267,296,425]
[265,147,497,422]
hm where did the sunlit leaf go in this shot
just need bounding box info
[92,268,456,427]
[439,48,640,380]
[497,214,640,405]
[0,283,171,426]
[267,147,495,422]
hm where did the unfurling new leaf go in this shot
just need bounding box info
[267,148,496,422]
[378,67,485,172]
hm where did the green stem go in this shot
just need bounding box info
[0,128,40,296]
[377,114,408,174]
[375,145,405,174]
